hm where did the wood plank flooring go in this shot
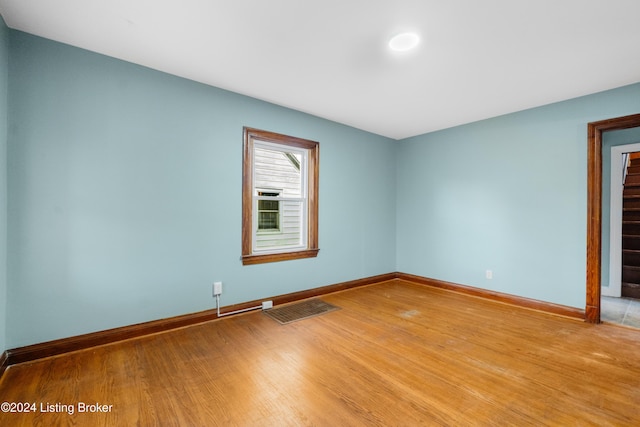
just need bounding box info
[1,279,640,426]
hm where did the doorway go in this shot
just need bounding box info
[606,145,640,298]
[619,151,640,300]
[586,113,640,323]
[603,145,640,327]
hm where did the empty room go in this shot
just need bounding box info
[1,1,640,425]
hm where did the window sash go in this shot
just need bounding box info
[252,198,307,252]
[251,140,308,253]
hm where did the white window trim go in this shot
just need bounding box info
[252,140,308,254]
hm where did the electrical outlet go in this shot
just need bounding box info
[262,300,273,310]
[213,281,223,296]
[486,270,493,280]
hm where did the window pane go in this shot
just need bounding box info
[258,211,279,230]
[255,201,303,250]
[258,200,279,211]
[254,146,302,197]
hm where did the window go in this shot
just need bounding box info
[242,127,319,265]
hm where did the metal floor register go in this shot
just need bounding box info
[263,299,340,324]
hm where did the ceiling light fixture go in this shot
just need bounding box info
[388,32,420,52]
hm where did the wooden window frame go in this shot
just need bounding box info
[242,127,319,265]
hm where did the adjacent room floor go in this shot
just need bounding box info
[1,280,640,426]
[601,295,640,328]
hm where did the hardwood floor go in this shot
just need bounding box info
[1,279,640,426]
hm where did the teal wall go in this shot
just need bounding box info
[0,15,8,354]
[600,127,640,288]
[396,84,640,308]
[3,24,640,351]
[6,31,396,348]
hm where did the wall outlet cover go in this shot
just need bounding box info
[213,281,223,296]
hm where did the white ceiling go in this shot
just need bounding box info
[1,0,639,140]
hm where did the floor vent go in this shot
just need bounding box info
[263,299,339,324]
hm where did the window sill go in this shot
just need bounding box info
[241,248,319,265]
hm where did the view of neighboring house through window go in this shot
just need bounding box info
[242,128,319,265]
[257,190,281,231]
[254,144,303,251]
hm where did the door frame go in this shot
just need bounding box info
[586,113,640,323]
